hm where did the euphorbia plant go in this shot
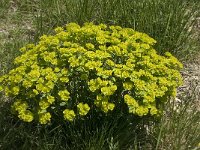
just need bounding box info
[0,23,183,124]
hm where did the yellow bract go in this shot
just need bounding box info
[77,103,90,116]
[39,112,51,124]
[12,100,34,122]
[58,90,70,101]
[63,109,76,121]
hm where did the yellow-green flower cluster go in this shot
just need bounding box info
[95,94,115,113]
[0,22,183,124]
[124,94,157,116]
[58,90,70,101]
[12,100,34,122]
[77,103,90,116]
[38,112,51,124]
[63,109,76,121]
[88,77,117,96]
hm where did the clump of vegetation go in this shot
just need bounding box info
[0,23,183,125]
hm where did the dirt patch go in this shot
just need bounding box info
[177,54,200,111]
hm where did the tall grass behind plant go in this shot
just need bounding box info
[0,29,31,76]
[29,0,200,59]
[0,0,36,75]
[0,0,11,18]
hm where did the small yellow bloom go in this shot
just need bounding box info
[39,112,51,124]
[54,27,64,33]
[86,43,94,50]
[123,81,133,90]
[18,110,34,122]
[39,99,50,110]
[12,86,20,95]
[58,90,70,101]
[77,103,90,116]
[63,109,76,121]
[47,95,55,104]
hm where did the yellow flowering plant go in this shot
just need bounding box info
[0,23,183,124]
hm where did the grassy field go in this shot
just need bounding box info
[0,0,200,149]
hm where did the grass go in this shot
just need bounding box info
[154,92,200,149]
[0,0,200,149]
[0,101,153,149]
[0,0,200,74]
[31,0,200,59]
